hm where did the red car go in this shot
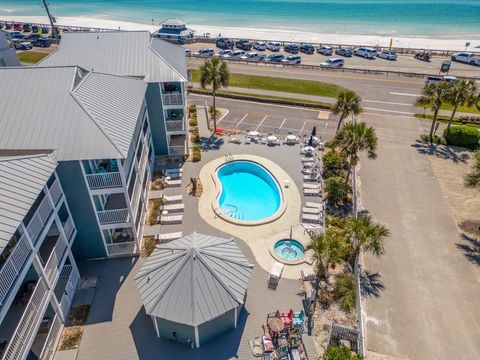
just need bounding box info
[13,23,23,31]
[414,51,431,62]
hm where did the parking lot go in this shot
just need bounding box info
[189,94,338,140]
[185,42,480,78]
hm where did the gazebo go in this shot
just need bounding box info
[135,232,254,348]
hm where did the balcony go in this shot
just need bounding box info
[166,120,185,132]
[86,172,123,190]
[162,92,183,106]
[105,228,137,257]
[98,209,130,225]
[48,179,63,206]
[169,145,186,156]
[26,196,54,245]
[38,226,68,285]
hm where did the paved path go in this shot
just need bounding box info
[359,113,480,359]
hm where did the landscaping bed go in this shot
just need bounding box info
[57,305,90,351]
[18,51,48,64]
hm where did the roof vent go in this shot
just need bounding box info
[97,35,99,40]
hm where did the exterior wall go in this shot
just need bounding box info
[146,82,169,155]
[56,161,106,259]
[0,33,19,67]
[155,317,196,346]
[198,308,236,347]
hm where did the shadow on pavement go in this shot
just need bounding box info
[411,140,470,164]
[360,270,385,298]
[200,135,225,152]
[456,234,480,266]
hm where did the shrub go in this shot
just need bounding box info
[209,105,220,120]
[189,117,198,127]
[141,236,157,257]
[333,273,356,313]
[58,327,84,351]
[444,126,480,149]
[188,104,197,117]
[192,145,202,162]
[147,198,163,225]
[419,134,446,145]
[324,176,351,207]
[323,151,348,179]
[323,345,363,360]
[191,127,200,143]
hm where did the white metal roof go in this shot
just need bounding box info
[39,31,187,83]
[0,66,147,161]
[136,233,254,326]
[0,152,57,252]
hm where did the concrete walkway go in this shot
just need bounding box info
[359,113,480,359]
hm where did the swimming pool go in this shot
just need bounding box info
[216,160,282,223]
[274,239,305,262]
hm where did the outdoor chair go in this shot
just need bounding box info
[162,194,182,204]
[302,206,321,215]
[280,309,294,326]
[161,203,184,213]
[155,232,182,243]
[164,178,182,188]
[160,215,183,225]
[292,310,305,332]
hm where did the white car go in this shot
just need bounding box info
[425,75,458,86]
[193,48,214,57]
[378,50,397,60]
[320,58,344,68]
[240,51,266,61]
[225,50,245,59]
[451,52,480,66]
[354,47,377,59]
[214,49,233,58]
[281,55,302,64]
[317,45,333,56]
[253,41,267,51]
[266,41,281,51]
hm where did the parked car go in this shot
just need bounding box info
[253,41,267,51]
[264,54,285,62]
[185,49,191,56]
[12,39,32,50]
[31,25,39,33]
[214,49,233,58]
[0,22,4,30]
[193,48,214,57]
[425,75,458,86]
[22,23,32,32]
[240,51,266,61]
[281,55,302,64]
[317,45,333,56]
[335,47,353,57]
[266,42,281,51]
[228,50,246,59]
[32,37,51,47]
[216,37,234,49]
[414,51,431,62]
[13,23,23,31]
[299,44,315,54]
[284,43,299,54]
[5,22,12,30]
[236,39,253,50]
[11,32,26,40]
[23,33,40,41]
[41,26,49,34]
[320,58,344,68]
[451,52,480,66]
[354,47,377,59]
[378,50,397,60]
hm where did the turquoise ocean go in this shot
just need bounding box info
[1,0,479,37]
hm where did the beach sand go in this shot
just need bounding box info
[2,15,480,51]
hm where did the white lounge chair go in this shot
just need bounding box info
[160,215,183,224]
[303,183,321,189]
[228,136,242,144]
[302,206,321,214]
[164,169,182,179]
[164,178,182,188]
[303,174,321,182]
[162,194,183,204]
[161,203,184,213]
[154,232,182,243]
[305,201,322,209]
[302,213,322,223]
[268,262,284,289]
[303,188,321,196]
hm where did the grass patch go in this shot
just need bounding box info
[189,117,198,127]
[58,327,83,351]
[18,51,48,64]
[68,305,90,326]
[192,145,201,162]
[141,236,157,257]
[415,113,480,128]
[147,198,163,225]
[440,102,480,114]
[191,69,345,98]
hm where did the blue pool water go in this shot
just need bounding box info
[217,161,281,221]
[274,240,305,261]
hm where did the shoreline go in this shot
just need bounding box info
[2,15,480,51]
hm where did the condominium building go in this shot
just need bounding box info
[0,31,19,67]
[39,31,189,157]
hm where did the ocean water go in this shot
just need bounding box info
[1,0,479,37]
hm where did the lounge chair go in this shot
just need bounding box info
[162,194,183,204]
[303,183,321,189]
[303,174,321,182]
[249,337,263,357]
[302,206,321,214]
[280,309,294,326]
[228,136,242,144]
[161,203,184,213]
[303,188,321,196]
[268,262,284,289]
[164,169,182,179]
[164,178,182,188]
[154,232,182,243]
[160,215,183,224]
[292,310,305,332]
[302,213,322,223]
[305,201,322,209]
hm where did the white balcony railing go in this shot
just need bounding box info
[166,120,185,132]
[0,234,33,308]
[2,278,50,360]
[59,264,79,320]
[98,209,130,225]
[169,145,186,156]
[39,314,62,360]
[162,92,183,106]
[86,172,123,190]
[63,217,75,243]
[106,241,137,257]
[26,196,54,245]
[43,235,68,284]
[49,179,63,206]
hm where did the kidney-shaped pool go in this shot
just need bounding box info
[215,160,283,223]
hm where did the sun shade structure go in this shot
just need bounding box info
[135,232,254,348]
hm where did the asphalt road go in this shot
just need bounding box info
[186,42,480,77]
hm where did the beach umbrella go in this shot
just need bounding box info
[308,136,314,147]
[311,126,317,137]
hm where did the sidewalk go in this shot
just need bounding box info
[197,104,211,137]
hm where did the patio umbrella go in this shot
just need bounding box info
[311,126,317,137]
[308,136,314,147]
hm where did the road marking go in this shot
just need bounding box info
[298,121,307,135]
[363,107,415,115]
[279,118,287,129]
[216,109,230,124]
[234,113,249,128]
[322,122,329,138]
[389,92,419,97]
[255,115,268,131]
[363,99,412,106]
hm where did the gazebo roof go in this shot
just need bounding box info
[135,233,254,326]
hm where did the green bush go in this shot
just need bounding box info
[192,145,201,162]
[189,117,198,127]
[188,104,197,116]
[323,345,363,360]
[419,134,446,145]
[333,273,356,313]
[444,126,480,149]
[323,151,348,179]
[324,176,351,207]
[191,127,200,143]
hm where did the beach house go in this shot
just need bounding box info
[39,31,189,158]
[0,31,19,66]
[153,18,195,44]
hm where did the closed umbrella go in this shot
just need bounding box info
[308,136,314,147]
[311,126,317,137]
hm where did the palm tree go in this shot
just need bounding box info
[331,90,362,133]
[346,215,390,268]
[416,83,449,142]
[333,122,378,182]
[445,80,477,136]
[199,57,230,131]
[307,233,346,281]
[465,150,480,189]
[333,272,356,312]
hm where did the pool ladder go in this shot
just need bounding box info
[225,153,234,162]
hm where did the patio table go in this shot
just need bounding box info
[286,134,297,141]
[268,317,285,333]
[248,131,260,137]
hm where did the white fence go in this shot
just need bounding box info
[49,179,63,206]
[86,172,123,190]
[44,235,68,284]
[39,314,62,360]
[162,92,183,106]
[98,209,130,225]
[106,241,137,257]
[63,216,75,243]
[26,196,54,245]
[169,145,186,156]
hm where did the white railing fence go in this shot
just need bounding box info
[62,216,75,243]
[49,179,63,206]
[106,241,137,257]
[44,235,67,284]
[162,92,183,106]
[98,209,130,225]
[26,196,54,245]
[85,172,122,190]
[169,145,186,156]
[39,314,62,360]
[59,264,79,319]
